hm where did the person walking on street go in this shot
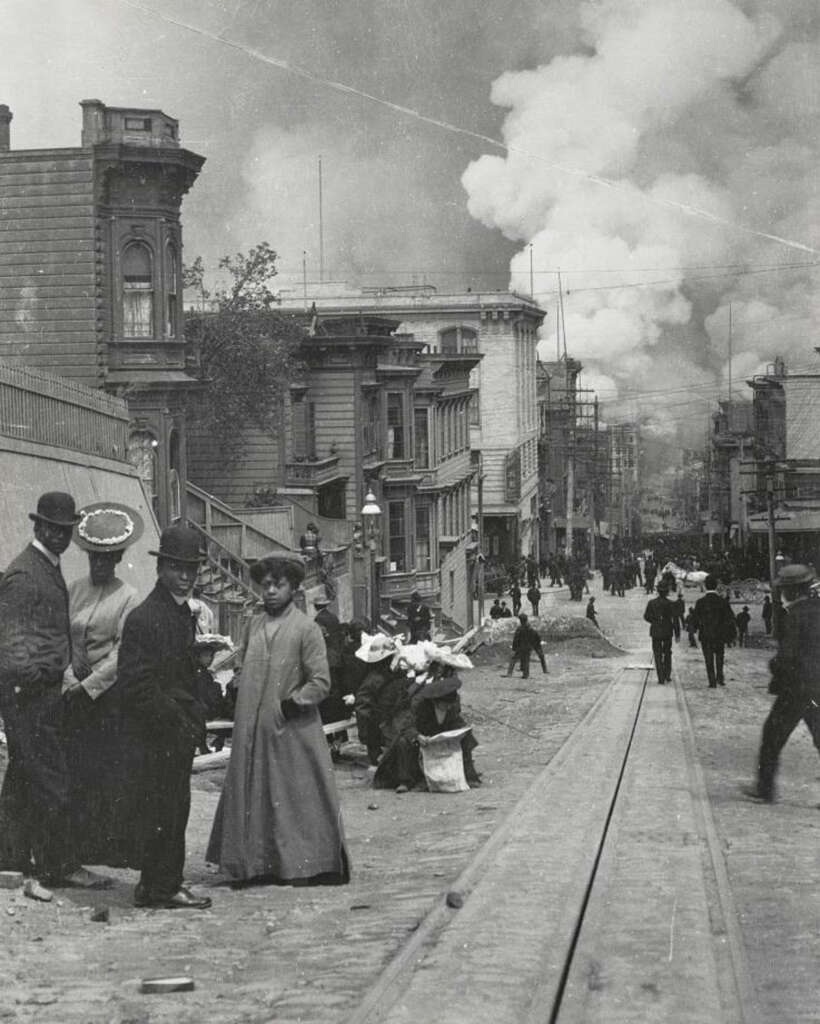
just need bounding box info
[684,606,699,648]
[644,582,676,684]
[736,606,751,647]
[510,581,522,616]
[743,565,820,803]
[117,525,212,910]
[644,559,657,595]
[761,595,773,636]
[671,591,685,643]
[611,560,625,598]
[406,590,431,643]
[0,492,111,899]
[527,582,541,618]
[207,554,350,883]
[691,574,737,688]
[586,596,598,628]
[502,614,544,679]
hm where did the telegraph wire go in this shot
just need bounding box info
[118,0,820,258]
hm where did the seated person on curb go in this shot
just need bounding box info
[353,633,403,770]
[414,665,481,790]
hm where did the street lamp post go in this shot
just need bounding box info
[361,489,382,629]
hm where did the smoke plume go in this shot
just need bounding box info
[462,0,820,440]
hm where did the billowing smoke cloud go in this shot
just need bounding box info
[462,0,820,440]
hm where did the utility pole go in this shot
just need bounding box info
[565,361,575,557]
[766,467,777,585]
[589,395,599,571]
[302,250,308,311]
[318,155,325,285]
[477,455,485,622]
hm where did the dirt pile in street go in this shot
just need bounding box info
[467,615,624,664]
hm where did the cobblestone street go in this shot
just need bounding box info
[1,580,818,1023]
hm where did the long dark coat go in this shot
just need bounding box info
[0,544,75,880]
[112,583,204,873]
[206,603,350,883]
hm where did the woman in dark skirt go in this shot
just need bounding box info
[62,502,143,867]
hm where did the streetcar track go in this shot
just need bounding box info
[541,663,651,1024]
[344,657,762,1024]
[674,673,763,1024]
[344,665,646,1024]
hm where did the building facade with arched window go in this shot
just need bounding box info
[0,100,204,527]
[279,287,546,570]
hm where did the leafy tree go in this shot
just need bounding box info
[184,243,305,458]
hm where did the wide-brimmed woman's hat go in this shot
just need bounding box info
[74,502,144,553]
[192,633,234,653]
[148,525,207,565]
[355,632,398,663]
[29,491,81,527]
[419,675,462,700]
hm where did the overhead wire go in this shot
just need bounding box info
[118,0,819,258]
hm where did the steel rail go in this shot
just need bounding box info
[343,666,649,1024]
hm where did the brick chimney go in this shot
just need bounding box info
[80,99,105,147]
[0,105,12,151]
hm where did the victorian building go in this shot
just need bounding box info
[0,100,204,526]
[185,311,480,628]
[278,285,545,568]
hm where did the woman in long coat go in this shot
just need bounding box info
[62,502,142,866]
[207,554,349,884]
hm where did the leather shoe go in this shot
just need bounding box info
[740,784,775,804]
[149,886,212,910]
[59,867,113,890]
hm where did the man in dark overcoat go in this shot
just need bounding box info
[502,614,541,679]
[691,574,737,688]
[406,590,432,643]
[743,565,820,802]
[643,582,675,685]
[116,525,211,910]
[0,492,111,895]
[314,592,346,724]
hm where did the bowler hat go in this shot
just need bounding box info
[148,525,206,565]
[29,491,81,527]
[775,563,815,587]
[74,502,144,552]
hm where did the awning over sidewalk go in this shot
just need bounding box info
[747,503,820,534]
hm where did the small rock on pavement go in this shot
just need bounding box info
[90,905,110,923]
[367,802,379,810]
[446,891,464,909]
[0,870,23,889]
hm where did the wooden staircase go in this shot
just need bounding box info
[185,483,351,639]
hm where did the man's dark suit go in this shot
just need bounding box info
[0,544,76,880]
[644,595,675,684]
[692,591,736,687]
[116,582,204,901]
[757,596,820,798]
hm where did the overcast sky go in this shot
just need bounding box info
[2,0,820,439]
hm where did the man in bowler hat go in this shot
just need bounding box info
[116,525,212,909]
[0,492,111,897]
